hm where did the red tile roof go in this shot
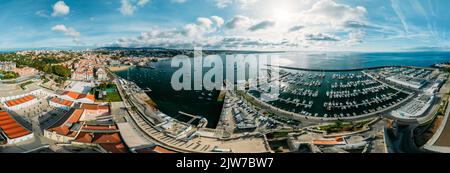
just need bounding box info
[5,95,36,107]
[92,133,122,144]
[74,132,122,144]
[99,143,127,153]
[313,137,345,146]
[50,97,74,107]
[0,111,32,139]
[62,91,95,102]
[153,146,176,153]
[312,140,339,145]
[47,108,84,136]
[81,103,110,111]
[45,106,127,153]
[74,132,127,153]
[74,132,93,143]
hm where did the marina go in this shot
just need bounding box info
[115,53,450,127]
[249,68,414,118]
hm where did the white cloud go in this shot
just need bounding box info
[346,30,365,45]
[248,20,275,31]
[119,0,150,16]
[113,29,204,48]
[213,36,299,49]
[214,0,258,8]
[304,33,340,42]
[288,25,304,32]
[110,14,342,50]
[224,15,275,32]
[235,0,259,8]
[215,0,232,8]
[111,30,297,50]
[137,0,150,6]
[120,0,135,16]
[183,16,224,38]
[51,1,70,17]
[300,0,367,26]
[35,10,49,18]
[211,16,225,28]
[112,16,225,48]
[225,15,252,30]
[342,20,378,29]
[110,0,378,51]
[197,17,214,29]
[52,24,84,45]
[110,14,299,50]
[52,24,80,37]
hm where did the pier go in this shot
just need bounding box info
[142,87,152,92]
[179,111,208,128]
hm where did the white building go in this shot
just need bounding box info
[392,95,435,118]
[66,81,93,94]
[386,76,427,89]
[95,68,109,81]
[426,74,447,94]
[3,95,38,111]
[0,88,54,103]
[0,61,16,71]
[426,82,442,95]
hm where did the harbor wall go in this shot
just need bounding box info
[268,65,436,72]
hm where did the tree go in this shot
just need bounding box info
[51,65,71,78]
[43,65,52,73]
[111,56,121,60]
[0,70,19,79]
[334,121,343,128]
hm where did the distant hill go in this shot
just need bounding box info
[96,46,284,54]
[96,47,169,51]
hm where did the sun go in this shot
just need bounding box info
[272,9,294,23]
[265,0,298,24]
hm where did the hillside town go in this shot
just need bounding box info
[0,50,167,153]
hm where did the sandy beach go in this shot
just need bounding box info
[108,65,132,72]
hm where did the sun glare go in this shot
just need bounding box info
[272,9,293,22]
[266,1,298,23]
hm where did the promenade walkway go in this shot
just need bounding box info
[424,97,450,152]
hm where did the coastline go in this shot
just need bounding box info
[108,65,132,72]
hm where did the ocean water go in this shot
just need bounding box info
[115,51,450,128]
[271,51,450,70]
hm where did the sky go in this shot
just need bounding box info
[0,0,449,51]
